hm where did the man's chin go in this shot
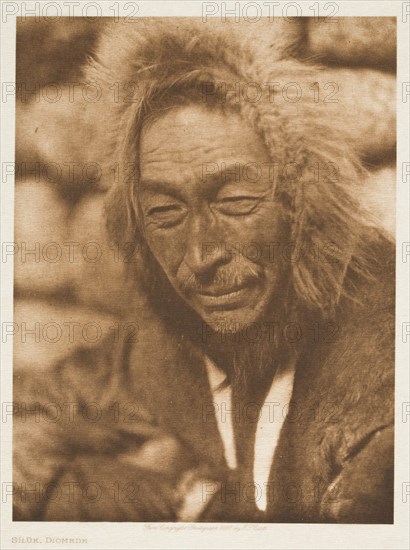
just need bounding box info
[198,306,266,334]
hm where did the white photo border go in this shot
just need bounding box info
[1,2,409,549]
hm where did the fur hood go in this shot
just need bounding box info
[83,18,390,317]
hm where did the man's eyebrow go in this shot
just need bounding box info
[138,179,185,200]
[140,162,254,198]
[201,162,252,187]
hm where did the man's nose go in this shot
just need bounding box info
[183,211,227,276]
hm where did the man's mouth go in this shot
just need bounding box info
[190,281,258,310]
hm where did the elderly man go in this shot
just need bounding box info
[14,19,394,523]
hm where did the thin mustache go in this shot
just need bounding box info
[178,264,262,293]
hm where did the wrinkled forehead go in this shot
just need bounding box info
[139,104,270,183]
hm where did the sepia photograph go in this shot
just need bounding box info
[1,2,409,548]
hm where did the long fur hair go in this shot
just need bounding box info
[83,18,389,320]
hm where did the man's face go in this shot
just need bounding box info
[138,105,284,332]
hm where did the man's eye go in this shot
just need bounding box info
[145,205,185,227]
[216,196,260,216]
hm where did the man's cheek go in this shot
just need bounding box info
[224,215,274,243]
[231,219,282,264]
[147,237,184,278]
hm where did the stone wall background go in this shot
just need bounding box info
[13,17,396,372]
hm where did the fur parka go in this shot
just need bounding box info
[13,228,394,523]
